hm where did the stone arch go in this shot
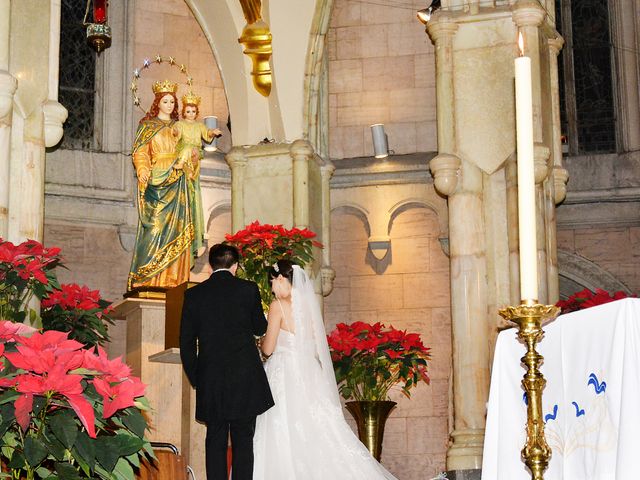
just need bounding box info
[330,203,372,237]
[557,249,632,299]
[388,198,448,240]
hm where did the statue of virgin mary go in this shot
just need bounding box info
[127,80,202,293]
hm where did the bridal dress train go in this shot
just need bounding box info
[253,267,398,480]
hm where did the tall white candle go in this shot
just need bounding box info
[515,34,538,302]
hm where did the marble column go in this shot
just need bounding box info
[428,15,487,471]
[4,0,67,243]
[0,0,16,238]
[226,146,249,232]
[426,1,567,474]
[546,37,568,303]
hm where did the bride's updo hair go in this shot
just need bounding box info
[268,259,295,284]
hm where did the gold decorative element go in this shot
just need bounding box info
[498,302,560,480]
[239,0,262,24]
[152,80,178,95]
[345,401,397,461]
[238,20,273,97]
[182,91,201,106]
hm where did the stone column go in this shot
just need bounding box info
[545,37,567,303]
[290,139,312,229]
[427,15,487,472]
[226,146,249,232]
[0,0,16,238]
[320,160,335,296]
[5,0,67,242]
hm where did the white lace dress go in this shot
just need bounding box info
[252,326,398,479]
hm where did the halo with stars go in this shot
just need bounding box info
[130,54,194,113]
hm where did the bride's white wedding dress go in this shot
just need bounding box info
[253,267,398,480]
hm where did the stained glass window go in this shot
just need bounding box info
[556,0,616,154]
[58,0,96,150]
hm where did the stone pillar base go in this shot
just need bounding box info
[445,469,482,480]
[446,428,484,471]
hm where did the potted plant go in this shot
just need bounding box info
[0,321,153,479]
[224,221,320,310]
[556,288,634,314]
[0,238,114,347]
[327,321,431,460]
[0,239,62,325]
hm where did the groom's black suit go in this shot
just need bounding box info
[180,270,274,480]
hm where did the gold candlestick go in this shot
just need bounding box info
[498,301,560,480]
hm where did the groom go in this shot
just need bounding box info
[180,243,274,479]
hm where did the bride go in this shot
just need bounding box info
[253,260,398,479]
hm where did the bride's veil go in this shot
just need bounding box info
[291,265,342,411]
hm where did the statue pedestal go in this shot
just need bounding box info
[111,298,206,479]
[110,299,184,449]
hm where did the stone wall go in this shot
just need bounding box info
[328,0,437,159]
[556,151,640,296]
[325,206,451,479]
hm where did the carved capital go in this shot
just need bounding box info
[225,146,248,169]
[321,266,336,297]
[534,143,550,184]
[512,0,546,27]
[0,70,17,119]
[320,159,336,179]
[429,153,461,197]
[426,14,458,44]
[548,36,564,56]
[42,100,68,148]
[290,139,314,160]
[552,166,569,204]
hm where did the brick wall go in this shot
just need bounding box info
[328,0,437,159]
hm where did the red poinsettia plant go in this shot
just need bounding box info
[0,239,62,324]
[327,321,431,401]
[225,221,321,309]
[0,321,153,479]
[41,284,114,347]
[556,288,635,314]
[0,238,114,347]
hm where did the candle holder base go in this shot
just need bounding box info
[498,303,560,480]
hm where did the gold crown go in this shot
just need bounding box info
[152,80,178,95]
[182,91,201,106]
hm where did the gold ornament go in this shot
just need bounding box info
[152,80,178,95]
[498,302,560,480]
[182,91,201,106]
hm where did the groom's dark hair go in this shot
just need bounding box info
[209,243,239,270]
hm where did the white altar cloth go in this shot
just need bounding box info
[482,298,640,480]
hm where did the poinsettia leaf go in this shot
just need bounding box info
[125,451,141,468]
[122,409,147,438]
[35,466,53,479]
[73,431,96,470]
[54,462,82,479]
[113,432,144,456]
[42,434,66,462]
[50,410,78,449]
[24,435,49,466]
[113,457,134,480]
[0,390,20,405]
[95,435,120,472]
[7,449,26,468]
